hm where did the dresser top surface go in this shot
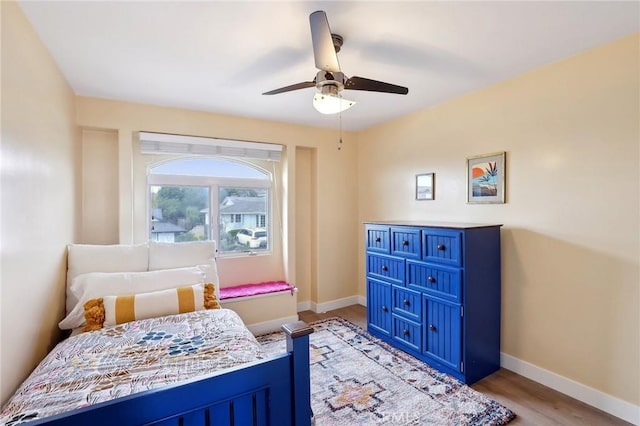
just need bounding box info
[364,220,503,229]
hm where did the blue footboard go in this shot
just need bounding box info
[25,322,313,426]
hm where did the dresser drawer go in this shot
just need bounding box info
[423,296,462,372]
[392,286,421,322]
[392,315,422,352]
[367,279,392,336]
[422,228,462,266]
[390,227,421,259]
[366,225,390,254]
[406,261,461,303]
[366,253,404,285]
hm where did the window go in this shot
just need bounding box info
[148,158,272,254]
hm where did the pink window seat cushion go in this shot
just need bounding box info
[219,281,295,300]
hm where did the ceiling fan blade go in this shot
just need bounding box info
[262,81,316,95]
[345,76,409,95]
[309,11,340,73]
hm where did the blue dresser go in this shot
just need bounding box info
[365,221,502,384]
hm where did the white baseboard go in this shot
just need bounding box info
[501,353,639,425]
[297,301,311,312]
[296,296,364,313]
[297,296,362,313]
[314,296,362,313]
[246,315,299,335]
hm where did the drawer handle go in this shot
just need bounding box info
[403,299,410,306]
[437,244,446,251]
[428,324,437,332]
[381,306,388,312]
[403,329,410,336]
[375,237,381,243]
[427,276,436,283]
[402,240,409,246]
[381,265,389,272]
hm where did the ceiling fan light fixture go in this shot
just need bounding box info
[312,85,355,115]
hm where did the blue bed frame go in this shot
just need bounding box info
[25,322,313,426]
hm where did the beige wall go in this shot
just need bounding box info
[357,34,639,405]
[81,129,119,244]
[316,139,359,304]
[0,1,79,403]
[295,147,317,304]
[75,97,359,301]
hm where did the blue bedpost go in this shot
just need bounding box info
[282,321,314,426]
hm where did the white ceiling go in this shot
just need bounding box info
[18,1,639,132]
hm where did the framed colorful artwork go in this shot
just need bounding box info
[466,152,506,204]
[416,173,434,200]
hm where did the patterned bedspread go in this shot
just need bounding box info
[0,309,265,425]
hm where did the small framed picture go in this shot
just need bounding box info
[466,151,506,204]
[416,173,435,200]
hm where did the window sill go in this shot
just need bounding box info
[217,250,272,259]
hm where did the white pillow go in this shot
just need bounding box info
[59,266,205,330]
[192,262,219,297]
[149,241,219,297]
[66,243,149,314]
[148,240,216,270]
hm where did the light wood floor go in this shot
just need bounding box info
[298,305,631,426]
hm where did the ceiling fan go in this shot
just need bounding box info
[262,10,409,114]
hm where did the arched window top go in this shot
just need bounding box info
[150,157,269,180]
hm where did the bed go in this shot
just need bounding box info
[0,241,313,426]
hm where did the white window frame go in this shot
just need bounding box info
[147,158,272,257]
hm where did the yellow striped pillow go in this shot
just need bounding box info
[83,283,220,332]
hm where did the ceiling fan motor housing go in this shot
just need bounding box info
[316,70,345,92]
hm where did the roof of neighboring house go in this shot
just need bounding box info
[151,221,185,234]
[219,196,266,214]
[151,208,163,221]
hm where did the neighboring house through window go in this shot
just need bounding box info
[151,208,187,242]
[220,195,266,232]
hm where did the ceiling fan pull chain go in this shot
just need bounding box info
[338,104,343,151]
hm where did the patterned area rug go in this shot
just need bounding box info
[257,317,516,426]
